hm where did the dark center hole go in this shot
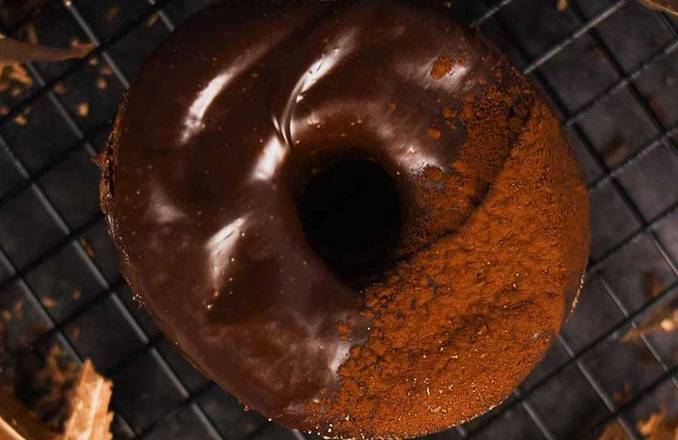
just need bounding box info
[298,158,401,283]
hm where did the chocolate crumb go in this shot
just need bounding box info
[602,137,632,165]
[648,96,670,122]
[622,299,678,342]
[611,383,632,405]
[145,13,159,27]
[105,6,120,23]
[67,326,80,340]
[8,65,31,85]
[442,107,456,118]
[11,302,23,318]
[427,127,441,140]
[643,271,664,298]
[26,24,38,45]
[77,102,89,118]
[596,421,626,440]
[431,56,453,80]
[42,296,56,309]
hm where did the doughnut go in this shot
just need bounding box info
[99,1,590,438]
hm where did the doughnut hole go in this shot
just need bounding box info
[297,158,402,285]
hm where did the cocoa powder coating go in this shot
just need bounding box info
[312,99,589,438]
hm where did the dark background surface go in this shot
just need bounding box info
[1,0,678,438]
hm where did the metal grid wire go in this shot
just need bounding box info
[1,0,678,438]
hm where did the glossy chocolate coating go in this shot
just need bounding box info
[102,0,541,430]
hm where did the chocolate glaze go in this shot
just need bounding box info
[101,0,547,429]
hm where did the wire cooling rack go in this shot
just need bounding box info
[1,0,678,438]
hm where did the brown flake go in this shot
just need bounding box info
[62,360,113,440]
[0,38,92,66]
[622,299,678,342]
[79,238,95,258]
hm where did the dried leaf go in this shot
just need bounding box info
[0,37,93,67]
[640,0,678,15]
